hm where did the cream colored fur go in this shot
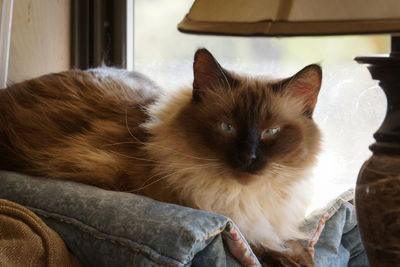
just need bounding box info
[144,88,313,252]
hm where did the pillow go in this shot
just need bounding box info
[0,171,260,267]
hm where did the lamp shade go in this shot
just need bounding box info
[178,0,400,36]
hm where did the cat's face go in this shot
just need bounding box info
[178,49,321,182]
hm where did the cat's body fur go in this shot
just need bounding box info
[0,49,321,265]
[144,84,317,252]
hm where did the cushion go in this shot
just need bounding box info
[0,171,260,267]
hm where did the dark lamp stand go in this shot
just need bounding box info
[355,35,400,266]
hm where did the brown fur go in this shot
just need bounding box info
[0,70,155,191]
[0,49,322,265]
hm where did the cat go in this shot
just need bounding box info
[0,48,321,266]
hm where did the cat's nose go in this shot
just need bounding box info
[243,152,257,165]
[247,153,257,161]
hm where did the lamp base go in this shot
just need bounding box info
[355,52,400,266]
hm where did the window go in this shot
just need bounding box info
[134,0,388,210]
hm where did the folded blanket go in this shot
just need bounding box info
[0,199,83,267]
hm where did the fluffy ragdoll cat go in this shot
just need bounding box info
[0,49,321,265]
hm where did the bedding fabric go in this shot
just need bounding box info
[301,189,370,267]
[0,199,83,267]
[0,170,369,267]
[0,171,259,267]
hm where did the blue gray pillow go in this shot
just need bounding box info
[0,171,259,267]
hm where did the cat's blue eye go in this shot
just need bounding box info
[262,127,280,138]
[220,122,235,134]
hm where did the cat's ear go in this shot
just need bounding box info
[280,64,322,117]
[192,48,234,101]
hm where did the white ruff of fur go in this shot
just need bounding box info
[144,88,312,252]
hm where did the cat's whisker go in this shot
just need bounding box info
[125,104,137,140]
[100,141,140,148]
[269,163,306,178]
[123,105,219,162]
[213,169,229,180]
[128,172,177,192]
[102,139,218,162]
[201,86,229,107]
[145,143,218,162]
[271,162,302,169]
[216,85,231,103]
[106,149,220,168]
[140,167,201,188]
[130,163,225,193]
[106,149,192,166]
[110,113,219,162]
[136,170,174,190]
[215,61,232,91]
[228,89,236,106]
